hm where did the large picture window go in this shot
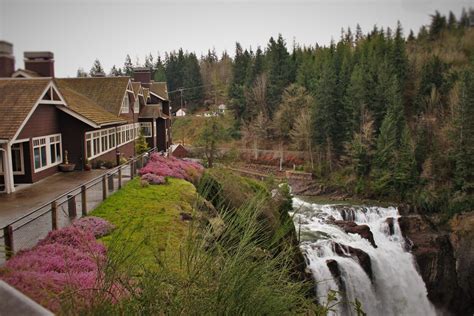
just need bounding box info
[85,127,116,159]
[33,134,62,172]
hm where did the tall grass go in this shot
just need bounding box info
[70,180,318,315]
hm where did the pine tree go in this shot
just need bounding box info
[124,54,133,76]
[448,11,457,30]
[391,21,408,86]
[454,65,474,193]
[266,34,293,117]
[153,56,167,82]
[429,11,447,40]
[144,53,154,70]
[89,59,104,76]
[109,65,122,77]
[76,68,88,77]
[228,43,251,123]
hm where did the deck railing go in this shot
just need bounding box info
[0,147,156,264]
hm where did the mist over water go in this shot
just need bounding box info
[292,198,436,316]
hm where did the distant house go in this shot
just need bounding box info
[176,108,187,117]
[218,104,227,114]
[0,41,172,194]
[170,144,188,158]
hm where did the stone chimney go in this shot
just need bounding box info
[132,67,151,87]
[0,41,15,78]
[24,51,54,77]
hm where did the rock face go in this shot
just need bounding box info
[333,220,377,248]
[399,213,474,316]
[333,242,373,280]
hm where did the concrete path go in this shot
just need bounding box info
[0,170,106,227]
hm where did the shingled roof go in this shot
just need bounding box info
[131,82,143,96]
[0,78,50,140]
[55,81,126,127]
[149,82,168,101]
[56,77,131,115]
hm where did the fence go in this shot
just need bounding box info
[0,148,156,264]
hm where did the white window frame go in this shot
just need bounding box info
[121,95,130,114]
[0,143,25,176]
[140,122,152,138]
[85,127,117,160]
[32,133,63,173]
[134,98,140,113]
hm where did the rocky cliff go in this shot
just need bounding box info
[399,212,474,316]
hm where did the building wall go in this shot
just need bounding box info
[58,111,89,169]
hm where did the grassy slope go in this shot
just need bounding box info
[91,177,196,268]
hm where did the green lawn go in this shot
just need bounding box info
[91,177,197,268]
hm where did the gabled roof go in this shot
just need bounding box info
[12,69,41,78]
[131,82,143,96]
[55,80,126,127]
[0,78,51,140]
[56,77,131,115]
[142,87,150,101]
[149,82,168,101]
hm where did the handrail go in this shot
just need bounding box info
[0,147,156,230]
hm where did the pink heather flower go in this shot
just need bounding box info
[139,154,204,182]
[72,216,115,238]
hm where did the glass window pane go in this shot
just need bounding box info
[86,140,92,158]
[50,144,56,164]
[34,147,41,169]
[41,146,47,167]
[56,143,61,161]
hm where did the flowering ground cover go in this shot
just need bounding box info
[139,154,204,184]
[0,226,112,312]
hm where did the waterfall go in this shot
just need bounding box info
[292,197,436,316]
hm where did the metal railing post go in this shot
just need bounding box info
[118,167,122,189]
[102,175,107,201]
[81,185,87,216]
[51,201,58,230]
[130,160,135,178]
[68,194,77,219]
[108,173,114,192]
[4,225,14,259]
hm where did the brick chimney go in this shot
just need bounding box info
[0,41,15,78]
[132,67,151,87]
[24,51,54,77]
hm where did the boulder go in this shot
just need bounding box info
[385,217,395,235]
[333,220,377,248]
[333,243,373,281]
[326,259,345,291]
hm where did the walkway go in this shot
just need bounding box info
[0,170,106,227]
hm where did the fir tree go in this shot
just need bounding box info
[266,34,293,117]
[124,54,133,76]
[89,59,104,76]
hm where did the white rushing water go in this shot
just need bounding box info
[292,197,436,316]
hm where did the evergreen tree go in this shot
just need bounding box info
[183,52,204,108]
[76,68,88,77]
[124,54,133,76]
[429,11,447,40]
[228,43,251,122]
[109,65,123,77]
[153,56,167,82]
[391,21,408,86]
[448,11,457,29]
[89,59,104,76]
[144,53,154,70]
[454,65,474,193]
[266,34,293,117]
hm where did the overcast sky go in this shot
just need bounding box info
[0,0,470,77]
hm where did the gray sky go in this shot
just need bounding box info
[0,0,470,77]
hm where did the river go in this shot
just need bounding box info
[291,197,437,315]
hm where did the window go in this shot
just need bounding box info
[33,134,62,172]
[121,95,130,114]
[85,127,117,159]
[140,122,152,137]
[134,98,140,113]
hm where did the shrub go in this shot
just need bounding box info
[141,173,166,185]
[139,154,204,183]
[103,161,115,169]
[73,216,115,238]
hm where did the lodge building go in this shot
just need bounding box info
[0,41,172,194]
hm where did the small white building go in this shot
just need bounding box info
[176,108,187,117]
[218,104,227,114]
